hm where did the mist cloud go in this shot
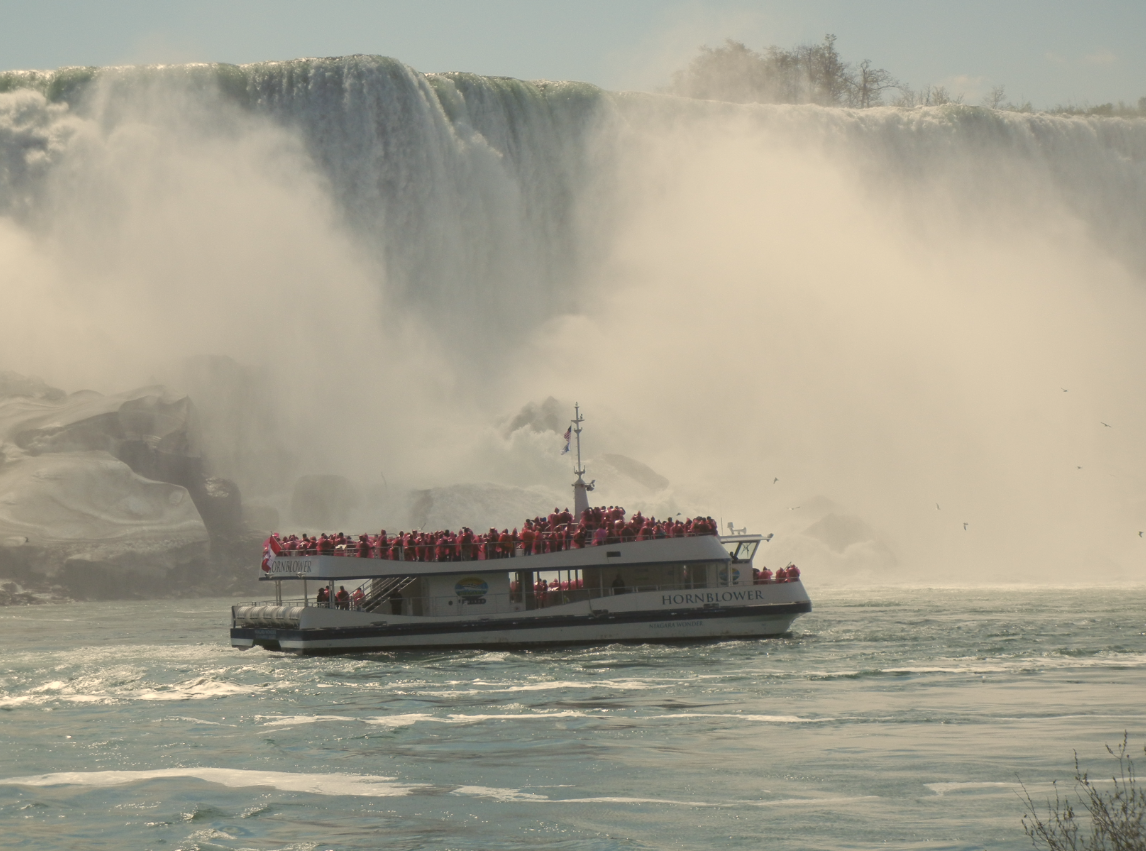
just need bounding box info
[1,61,1144,584]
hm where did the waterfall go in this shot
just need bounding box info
[1,57,612,350]
[2,56,1146,580]
[3,57,1144,335]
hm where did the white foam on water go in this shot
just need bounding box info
[647,713,829,724]
[30,680,68,692]
[557,794,881,808]
[926,781,1020,796]
[259,714,359,727]
[441,710,589,723]
[803,654,1146,679]
[160,716,230,726]
[366,710,589,726]
[258,710,594,729]
[451,785,551,802]
[187,828,237,842]
[135,681,254,701]
[476,680,644,692]
[422,679,669,696]
[20,680,251,705]
[560,795,731,806]
[747,795,883,808]
[0,766,890,811]
[994,713,1146,723]
[2,768,416,797]
[362,713,436,727]
[470,652,510,662]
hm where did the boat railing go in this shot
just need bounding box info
[237,576,799,615]
[272,533,719,562]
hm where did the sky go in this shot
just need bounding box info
[1,0,1144,109]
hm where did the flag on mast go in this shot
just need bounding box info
[561,426,572,454]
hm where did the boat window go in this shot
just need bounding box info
[731,541,758,562]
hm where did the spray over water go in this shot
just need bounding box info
[1,57,1144,583]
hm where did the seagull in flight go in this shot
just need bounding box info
[773,477,779,484]
[1062,388,1068,392]
[936,502,941,510]
[1139,531,1143,538]
[789,506,801,511]
[963,522,969,531]
[1102,422,1113,428]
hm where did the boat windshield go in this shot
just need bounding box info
[725,540,759,563]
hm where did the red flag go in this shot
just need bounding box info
[261,535,282,572]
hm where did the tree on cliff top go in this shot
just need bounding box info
[670,35,897,108]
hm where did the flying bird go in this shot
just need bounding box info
[1102,422,1113,428]
[789,506,801,511]
[773,477,779,484]
[1062,388,1068,392]
[1139,531,1143,538]
[963,523,968,531]
[936,503,941,510]
[1078,466,1083,469]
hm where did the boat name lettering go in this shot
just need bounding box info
[268,559,313,574]
[649,620,702,629]
[661,589,769,605]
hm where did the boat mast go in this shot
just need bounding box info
[572,403,593,519]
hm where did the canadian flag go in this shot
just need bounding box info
[261,535,282,572]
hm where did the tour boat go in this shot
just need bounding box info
[230,407,811,653]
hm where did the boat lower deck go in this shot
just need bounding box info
[231,598,811,653]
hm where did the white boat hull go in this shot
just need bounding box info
[231,584,811,653]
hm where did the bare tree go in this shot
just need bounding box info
[983,84,1007,109]
[892,85,918,108]
[669,40,774,104]
[929,85,951,106]
[670,33,886,108]
[800,34,851,105]
[852,59,897,108]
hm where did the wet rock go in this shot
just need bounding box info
[0,371,255,601]
[194,476,243,536]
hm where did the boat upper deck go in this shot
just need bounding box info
[263,533,736,581]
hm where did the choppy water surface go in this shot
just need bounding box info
[2,586,1144,850]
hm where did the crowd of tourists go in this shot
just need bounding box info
[752,565,800,583]
[270,506,722,563]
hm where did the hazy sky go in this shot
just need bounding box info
[1,0,1143,108]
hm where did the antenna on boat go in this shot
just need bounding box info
[572,403,593,518]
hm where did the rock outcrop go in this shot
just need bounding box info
[0,372,259,601]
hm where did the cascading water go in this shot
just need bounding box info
[1,57,613,349]
[2,56,1146,582]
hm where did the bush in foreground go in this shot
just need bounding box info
[1022,734,1146,851]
